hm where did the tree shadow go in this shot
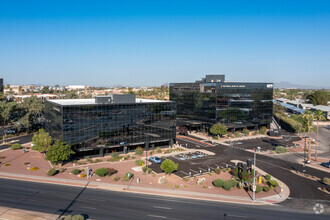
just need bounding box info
[57,181,90,218]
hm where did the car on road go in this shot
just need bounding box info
[320,161,330,168]
[149,156,162,164]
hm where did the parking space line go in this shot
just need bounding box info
[179,170,188,175]
[198,167,207,171]
[189,169,199,174]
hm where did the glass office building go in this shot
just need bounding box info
[0,78,3,94]
[45,95,176,156]
[170,75,273,130]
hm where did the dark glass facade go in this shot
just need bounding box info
[170,79,273,130]
[45,99,176,156]
[0,78,3,94]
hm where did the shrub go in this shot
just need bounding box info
[222,181,232,191]
[263,185,270,192]
[125,172,134,181]
[239,171,251,181]
[213,136,218,140]
[11,143,22,150]
[107,156,123,162]
[156,147,162,153]
[242,129,249,136]
[124,155,130,160]
[24,162,30,165]
[234,131,240,137]
[112,151,119,158]
[265,174,271,180]
[71,169,81,175]
[215,168,221,174]
[149,150,154,156]
[30,167,39,171]
[323,177,330,184]
[47,168,57,176]
[106,168,118,176]
[72,214,85,220]
[269,180,279,187]
[79,174,86,178]
[183,177,189,181]
[0,156,6,159]
[249,184,263,193]
[227,133,234,138]
[260,126,267,134]
[113,175,120,182]
[231,167,238,176]
[4,163,10,166]
[213,179,224,187]
[147,168,152,174]
[270,185,274,190]
[59,168,66,173]
[160,159,179,174]
[228,179,237,187]
[274,146,287,154]
[85,156,91,162]
[95,168,108,177]
[135,147,144,156]
[135,159,144,166]
[142,166,148,173]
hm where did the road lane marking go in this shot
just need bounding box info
[80,206,96,210]
[153,206,172,210]
[227,214,248,219]
[148,214,167,218]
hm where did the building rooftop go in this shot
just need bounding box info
[48,98,170,106]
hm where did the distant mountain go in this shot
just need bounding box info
[274,81,330,90]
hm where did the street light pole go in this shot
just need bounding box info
[253,147,261,202]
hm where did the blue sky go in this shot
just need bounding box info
[1,0,329,87]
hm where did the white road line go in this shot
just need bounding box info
[189,169,199,174]
[153,206,172,210]
[179,170,188,175]
[147,214,167,218]
[80,206,96,210]
[227,214,249,219]
[198,167,207,171]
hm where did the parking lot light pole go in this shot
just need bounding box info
[253,146,261,202]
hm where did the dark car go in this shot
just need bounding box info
[149,156,162,164]
[320,161,330,168]
[6,128,17,134]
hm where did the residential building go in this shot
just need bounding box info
[170,75,273,130]
[45,94,176,157]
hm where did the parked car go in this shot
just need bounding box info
[320,161,330,168]
[6,129,17,134]
[304,160,311,164]
[149,156,162,164]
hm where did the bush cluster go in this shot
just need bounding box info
[11,143,22,150]
[265,174,271,180]
[250,184,263,193]
[135,147,144,156]
[268,180,279,187]
[274,146,287,154]
[47,168,57,176]
[263,185,270,192]
[135,159,144,166]
[142,166,148,173]
[222,181,232,191]
[213,179,224,187]
[242,129,250,136]
[125,172,134,181]
[71,169,81,175]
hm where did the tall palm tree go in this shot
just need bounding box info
[314,110,325,161]
[302,111,314,161]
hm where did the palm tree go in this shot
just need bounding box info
[314,110,325,161]
[302,111,314,161]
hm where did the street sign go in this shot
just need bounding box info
[252,185,256,192]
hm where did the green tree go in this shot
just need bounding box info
[32,129,52,152]
[18,96,45,131]
[314,110,325,161]
[302,111,314,161]
[209,123,228,137]
[46,140,75,164]
[308,90,330,105]
[0,101,18,142]
[160,159,178,174]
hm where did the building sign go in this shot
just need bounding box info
[220,85,246,88]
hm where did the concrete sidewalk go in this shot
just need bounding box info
[0,171,288,206]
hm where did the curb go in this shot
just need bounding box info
[0,172,282,206]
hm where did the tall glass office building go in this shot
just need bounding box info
[45,94,176,156]
[0,78,3,94]
[170,75,273,130]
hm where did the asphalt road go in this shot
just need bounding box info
[0,178,328,220]
[0,134,34,150]
[173,137,330,202]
